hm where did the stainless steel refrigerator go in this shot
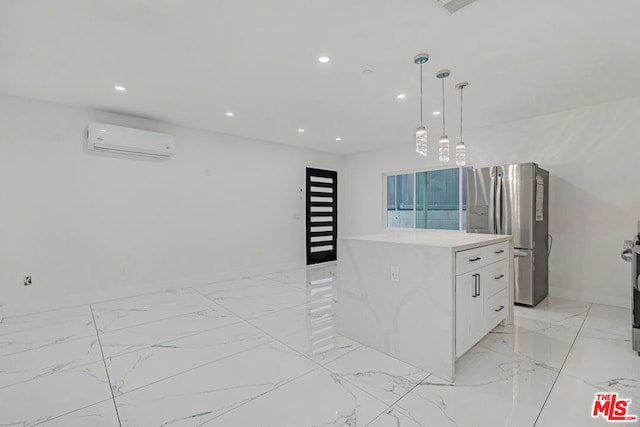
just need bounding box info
[467,162,550,306]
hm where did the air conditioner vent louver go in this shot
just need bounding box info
[433,0,479,14]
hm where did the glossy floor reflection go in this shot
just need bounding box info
[0,263,637,426]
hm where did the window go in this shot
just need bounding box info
[386,173,414,228]
[386,167,471,230]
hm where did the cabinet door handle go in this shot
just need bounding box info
[494,249,504,254]
[494,274,504,280]
[472,274,478,297]
[494,305,504,312]
[469,257,482,262]
[477,274,481,297]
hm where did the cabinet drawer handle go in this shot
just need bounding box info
[494,305,504,312]
[469,257,482,262]
[494,249,504,254]
[494,274,504,280]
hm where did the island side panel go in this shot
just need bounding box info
[337,238,455,382]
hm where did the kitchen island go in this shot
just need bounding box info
[337,230,513,382]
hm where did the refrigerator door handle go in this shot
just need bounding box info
[489,170,496,234]
[496,173,503,235]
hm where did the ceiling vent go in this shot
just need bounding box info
[432,0,479,14]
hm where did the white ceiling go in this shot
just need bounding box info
[1,0,639,154]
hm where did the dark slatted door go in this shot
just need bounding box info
[306,168,338,265]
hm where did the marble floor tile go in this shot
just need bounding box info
[514,297,591,329]
[249,304,317,338]
[325,346,430,405]
[0,335,102,389]
[193,276,296,300]
[247,280,336,339]
[36,399,120,427]
[367,408,425,427]
[106,321,273,395]
[208,289,307,319]
[0,305,96,357]
[259,268,311,287]
[115,341,318,426]
[279,329,363,365]
[91,288,215,333]
[557,333,640,402]
[204,367,388,426]
[99,305,241,358]
[0,361,112,426]
[535,371,640,427]
[481,316,580,370]
[195,277,308,319]
[373,344,559,427]
[0,305,93,336]
[579,303,632,340]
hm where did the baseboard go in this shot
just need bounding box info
[549,286,631,309]
[2,262,305,318]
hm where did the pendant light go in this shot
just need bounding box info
[414,53,429,156]
[436,69,450,162]
[455,82,469,166]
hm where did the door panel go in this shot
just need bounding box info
[455,270,484,357]
[499,164,535,249]
[306,168,337,265]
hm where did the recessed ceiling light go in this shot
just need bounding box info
[318,56,330,63]
[432,111,441,116]
[114,85,126,92]
[226,112,234,117]
[335,137,342,141]
[362,69,374,74]
[397,94,407,99]
[298,128,305,133]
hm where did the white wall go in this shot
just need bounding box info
[343,97,640,309]
[0,94,343,314]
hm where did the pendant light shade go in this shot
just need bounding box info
[416,126,427,156]
[455,82,469,166]
[436,69,450,162]
[414,53,429,156]
[439,135,450,162]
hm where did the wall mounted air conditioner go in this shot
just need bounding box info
[87,122,175,158]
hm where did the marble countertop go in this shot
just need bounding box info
[341,230,511,251]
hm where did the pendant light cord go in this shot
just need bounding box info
[441,78,446,134]
[420,63,424,126]
[460,86,464,140]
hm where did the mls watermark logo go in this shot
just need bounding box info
[592,393,638,422]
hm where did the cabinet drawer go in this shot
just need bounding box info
[484,259,508,297]
[486,288,508,327]
[486,241,509,263]
[455,246,487,275]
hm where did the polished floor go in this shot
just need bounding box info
[0,264,638,426]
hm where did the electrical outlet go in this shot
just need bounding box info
[390,266,400,282]
[24,276,32,286]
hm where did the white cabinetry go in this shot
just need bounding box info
[455,241,509,358]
